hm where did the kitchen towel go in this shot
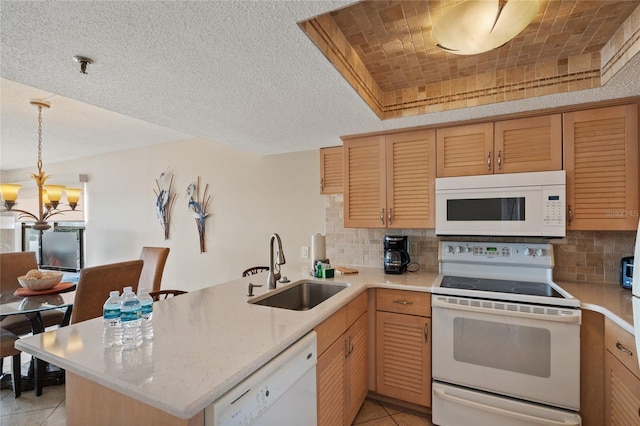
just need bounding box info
[311,234,326,265]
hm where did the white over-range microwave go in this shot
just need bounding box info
[435,170,566,238]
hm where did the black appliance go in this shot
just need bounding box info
[620,256,633,289]
[384,235,410,274]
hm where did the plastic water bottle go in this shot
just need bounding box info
[120,286,142,349]
[103,291,122,347]
[137,288,154,340]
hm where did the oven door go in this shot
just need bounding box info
[432,295,581,410]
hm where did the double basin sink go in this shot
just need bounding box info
[250,279,349,311]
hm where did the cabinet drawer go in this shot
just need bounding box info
[316,307,347,356]
[346,291,367,328]
[376,289,431,317]
[605,318,640,379]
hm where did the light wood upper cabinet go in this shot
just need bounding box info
[563,104,639,230]
[343,129,436,228]
[320,146,343,194]
[437,123,493,177]
[495,115,562,174]
[437,116,562,177]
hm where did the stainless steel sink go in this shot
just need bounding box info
[250,280,349,311]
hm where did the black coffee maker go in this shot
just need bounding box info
[384,235,410,274]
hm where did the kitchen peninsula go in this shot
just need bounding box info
[15,267,635,425]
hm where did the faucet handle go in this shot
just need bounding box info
[247,282,263,297]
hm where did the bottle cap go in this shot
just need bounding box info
[123,286,133,293]
[109,290,119,297]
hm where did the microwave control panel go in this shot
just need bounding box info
[542,187,565,226]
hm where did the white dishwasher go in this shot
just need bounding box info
[206,331,317,425]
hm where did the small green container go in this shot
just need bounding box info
[322,268,335,278]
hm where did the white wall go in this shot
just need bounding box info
[1,138,325,291]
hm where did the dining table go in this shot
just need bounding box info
[0,285,76,395]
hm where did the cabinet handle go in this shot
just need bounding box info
[487,151,491,171]
[345,337,350,359]
[497,150,502,170]
[320,177,324,192]
[568,204,573,225]
[424,323,429,343]
[616,340,634,356]
[380,208,385,225]
[393,300,412,305]
[388,208,393,225]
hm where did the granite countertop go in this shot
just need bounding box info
[15,266,636,420]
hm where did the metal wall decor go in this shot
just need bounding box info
[186,177,211,253]
[154,171,177,240]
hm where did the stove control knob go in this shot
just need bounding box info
[454,245,463,253]
[536,248,546,256]
[523,248,532,256]
[445,245,454,253]
[464,246,471,253]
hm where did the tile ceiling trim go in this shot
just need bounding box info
[300,0,640,121]
[300,16,385,119]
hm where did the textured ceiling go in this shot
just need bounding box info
[1,1,640,171]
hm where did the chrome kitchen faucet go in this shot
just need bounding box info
[267,233,286,289]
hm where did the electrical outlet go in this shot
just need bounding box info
[301,246,309,259]
[409,242,418,256]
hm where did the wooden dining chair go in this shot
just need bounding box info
[0,328,23,398]
[138,247,170,292]
[70,259,144,324]
[0,252,65,336]
[242,266,269,277]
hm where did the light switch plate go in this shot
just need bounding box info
[301,246,309,259]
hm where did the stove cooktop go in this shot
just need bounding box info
[440,276,564,298]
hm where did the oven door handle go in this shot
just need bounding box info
[433,387,580,426]
[432,298,581,324]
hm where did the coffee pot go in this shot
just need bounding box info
[383,235,410,274]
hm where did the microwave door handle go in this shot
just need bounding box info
[433,387,580,426]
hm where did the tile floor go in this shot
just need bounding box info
[0,354,65,426]
[2,355,432,426]
[352,398,433,426]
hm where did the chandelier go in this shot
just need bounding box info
[432,0,539,55]
[0,100,82,231]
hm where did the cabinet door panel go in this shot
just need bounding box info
[564,104,639,230]
[317,334,346,426]
[386,130,436,228]
[604,352,640,426]
[346,314,368,425]
[376,311,431,407]
[344,136,386,227]
[437,123,493,177]
[320,146,343,194]
[495,114,562,174]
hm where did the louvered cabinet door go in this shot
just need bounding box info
[376,311,431,407]
[345,314,368,426]
[317,332,346,426]
[604,352,640,426]
[320,146,343,194]
[436,123,494,177]
[494,114,562,174]
[343,136,386,227]
[564,104,639,230]
[386,130,436,228]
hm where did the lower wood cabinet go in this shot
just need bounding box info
[604,318,640,425]
[375,289,431,407]
[316,292,368,426]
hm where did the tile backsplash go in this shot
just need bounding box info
[325,195,635,284]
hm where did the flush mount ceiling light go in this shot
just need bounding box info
[432,0,539,55]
